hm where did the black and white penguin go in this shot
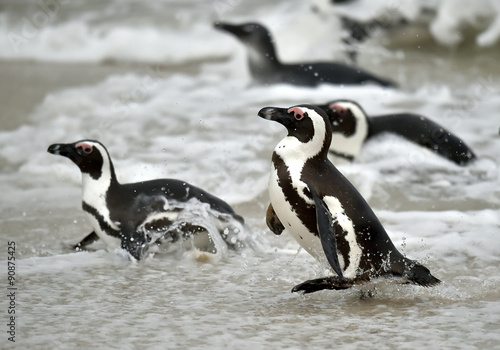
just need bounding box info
[214,22,396,87]
[317,100,476,165]
[258,104,440,293]
[47,140,245,260]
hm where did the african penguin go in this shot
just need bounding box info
[317,100,476,165]
[214,22,396,87]
[258,105,441,293]
[47,140,246,260]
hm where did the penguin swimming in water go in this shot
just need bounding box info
[318,100,476,165]
[214,22,396,87]
[258,105,441,293]
[48,140,245,260]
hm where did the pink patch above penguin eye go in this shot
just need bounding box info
[288,107,305,120]
[329,103,346,115]
[76,142,93,154]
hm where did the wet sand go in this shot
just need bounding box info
[0,59,207,131]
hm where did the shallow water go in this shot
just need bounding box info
[1,1,499,349]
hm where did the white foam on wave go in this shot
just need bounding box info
[0,72,376,198]
[0,71,498,209]
[317,0,500,47]
[0,19,233,63]
[0,0,343,64]
[430,0,500,47]
[0,0,499,70]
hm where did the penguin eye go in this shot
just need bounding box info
[295,112,306,121]
[76,142,93,155]
[288,107,307,121]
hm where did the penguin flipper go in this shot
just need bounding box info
[266,203,285,235]
[70,231,100,250]
[120,226,149,261]
[309,187,344,279]
[292,276,353,294]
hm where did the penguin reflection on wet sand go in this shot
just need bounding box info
[47,140,246,260]
[259,105,441,293]
[318,100,476,165]
[214,22,396,87]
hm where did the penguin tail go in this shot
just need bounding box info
[403,262,441,287]
[374,77,397,88]
[361,71,397,88]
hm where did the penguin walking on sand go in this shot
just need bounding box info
[318,100,476,165]
[258,105,440,293]
[48,140,246,260]
[214,22,396,87]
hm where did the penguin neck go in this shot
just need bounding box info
[275,126,331,171]
[81,157,119,209]
[330,114,368,161]
[245,38,281,78]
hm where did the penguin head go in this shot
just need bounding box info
[259,105,332,158]
[214,22,276,59]
[214,22,271,44]
[317,100,370,162]
[48,140,113,181]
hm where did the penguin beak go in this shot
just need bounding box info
[214,22,236,34]
[214,22,246,37]
[48,143,70,156]
[47,143,82,164]
[258,107,293,127]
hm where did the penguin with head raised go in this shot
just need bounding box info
[214,22,396,87]
[258,105,441,293]
[317,100,476,165]
[48,140,245,260]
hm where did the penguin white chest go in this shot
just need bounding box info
[81,174,121,248]
[269,167,324,260]
[269,166,362,279]
[83,211,121,249]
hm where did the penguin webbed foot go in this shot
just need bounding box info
[67,231,100,251]
[292,276,354,294]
